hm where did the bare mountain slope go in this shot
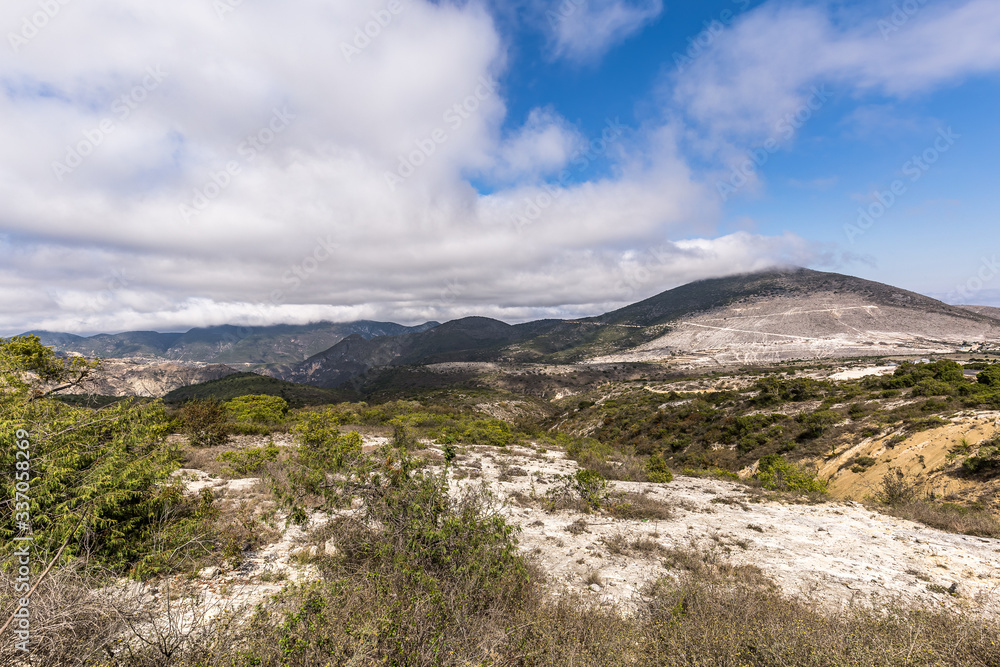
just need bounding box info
[961,305,1000,320]
[62,361,239,398]
[593,269,1000,366]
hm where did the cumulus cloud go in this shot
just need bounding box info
[5,0,997,335]
[489,107,585,184]
[545,0,663,63]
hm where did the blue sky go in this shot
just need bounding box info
[1,0,998,334]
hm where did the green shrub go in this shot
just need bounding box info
[796,409,841,440]
[963,438,1000,476]
[755,454,827,493]
[645,453,674,483]
[573,469,609,507]
[224,394,288,425]
[978,364,1000,388]
[848,456,877,474]
[1,338,180,569]
[462,418,515,447]
[217,442,281,476]
[292,407,353,446]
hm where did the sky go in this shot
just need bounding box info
[1,0,999,335]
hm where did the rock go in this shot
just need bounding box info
[198,566,220,580]
[308,545,319,558]
[324,538,338,557]
[589,584,601,593]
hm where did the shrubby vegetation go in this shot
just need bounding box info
[225,394,288,426]
[755,454,827,494]
[4,341,1000,665]
[1,336,182,571]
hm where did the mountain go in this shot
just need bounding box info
[26,320,439,365]
[276,268,1000,387]
[589,268,1000,366]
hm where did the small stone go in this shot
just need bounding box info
[324,538,338,557]
[308,545,319,557]
[589,584,601,593]
[198,566,219,580]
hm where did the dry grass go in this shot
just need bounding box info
[0,567,125,667]
[883,500,1000,538]
[605,491,673,520]
[9,542,1000,667]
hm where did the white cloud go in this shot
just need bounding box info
[546,0,663,63]
[489,107,584,183]
[0,0,809,335]
[671,0,1000,157]
[9,0,998,336]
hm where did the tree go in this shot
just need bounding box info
[0,335,98,399]
[1,338,179,570]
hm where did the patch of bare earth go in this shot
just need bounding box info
[139,434,1000,632]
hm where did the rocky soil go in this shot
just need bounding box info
[138,437,1000,628]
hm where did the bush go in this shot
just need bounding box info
[874,467,920,506]
[545,469,610,511]
[796,409,841,440]
[462,418,515,447]
[963,437,1000,476]
[978,364,1000,388]
[1,338,181,570]
[217,442,281,476]
[755,454,827,493]
[224,394,288,425]
[181,398,230,447]
[644,453,674,483]
[292,407,352,447]
[573,469,609,507]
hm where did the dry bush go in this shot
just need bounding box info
[883,501,1000,539]
[631,536,665,556]
[606,491,673,520]
[601,531,631,556]
[0,566,125,667]
[643,555,1000,666]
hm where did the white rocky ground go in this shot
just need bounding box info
[139,438,1000,629]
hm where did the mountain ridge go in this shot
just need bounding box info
[266,268,1000,388]
[24,320,440,365]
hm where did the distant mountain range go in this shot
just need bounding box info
[25,320,439,365]
[27,268,1000,395]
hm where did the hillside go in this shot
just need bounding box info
[57,360,239,397]
[590,268,1000,367]
[162,372,351,406]
[275,317,566,387]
